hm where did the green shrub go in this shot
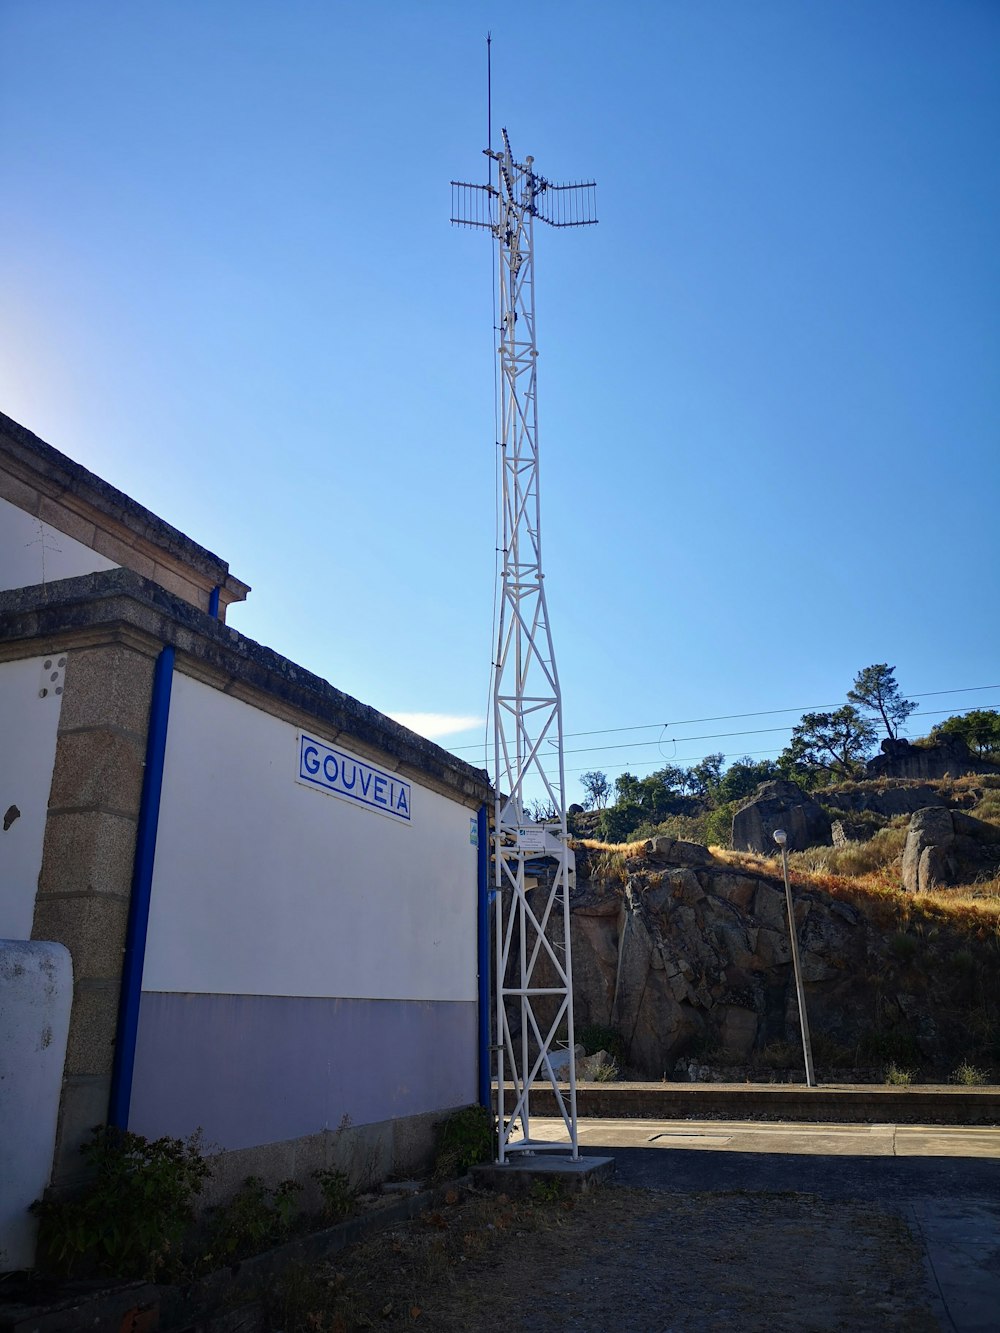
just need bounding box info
[577,1023,627,1066]
[819,808,888,838]
[703,802,737,849]
[889,931,918,962]
[753,1040,802,1070]
[946,948,976,975]
[810,1032,853,1068]
[433,1105,495,1181]
[32,1126,210,1279]
[596,802,645,843]
[639,812,715,845]
[529,1177,566,1203]
[858,1027,921,1067]
[312,1167,355,1222]
[207,1176,303,1262]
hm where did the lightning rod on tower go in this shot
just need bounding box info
[451,120,597,1162]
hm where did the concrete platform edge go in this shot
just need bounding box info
[515,1082,1000,1126]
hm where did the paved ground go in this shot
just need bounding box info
[527,1117,1000,1331]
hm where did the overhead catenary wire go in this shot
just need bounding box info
[451,682,1000,754]
[457,700,1000,776]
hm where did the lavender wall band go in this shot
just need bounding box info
[129,992,477,1149]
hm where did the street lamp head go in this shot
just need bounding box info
[773,828,788,848]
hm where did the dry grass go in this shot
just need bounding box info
[260,1185,938,1333]
[973,790,1000,823]
[573,838,650,886]
[789,823,909,878]
[953,772,1000,792]
[574,837,649,856]
[711,846,1000,936]
[576,817,1000,940]
[261,1185,647,1332]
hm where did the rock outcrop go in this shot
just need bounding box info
[821,781,954,818]
[866,736,996,781]
[901,807,1000,892]
[523,843,868,1077]
[731,780,831,854]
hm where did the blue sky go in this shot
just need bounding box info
[2,1,998,803]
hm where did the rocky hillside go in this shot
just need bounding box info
[519,808,1000,1083]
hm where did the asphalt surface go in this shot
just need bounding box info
[528,1117,1000,1331]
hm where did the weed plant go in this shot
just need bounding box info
[883,1064,914,1086]
[432,1105,495,1181]
[32,1127,210,1280]
[312,1167,355,1222]
[206,1176,303,1263]
[951,1062,990,1086]
[591,1058,621,1082]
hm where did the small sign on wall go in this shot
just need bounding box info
[297,733,411,823]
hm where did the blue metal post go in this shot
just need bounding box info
[108,644,175,1128]
[476,803,491,1111]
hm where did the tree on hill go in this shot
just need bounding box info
[929,710,1000,757]
[579,770,612,809]
[716,756,780,804]
[683,753,725,799]
[779,706,877,783]
[848,663,916,740]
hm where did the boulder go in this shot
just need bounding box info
[577,1049,616,1079]
[545,1043,585,1081]
[646,835,714,866]
[901,806,1000,892]
[731,780,831,854]
[832,819,868,846]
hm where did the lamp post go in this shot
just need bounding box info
[773,829,815,1088]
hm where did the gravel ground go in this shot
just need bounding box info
[266,1182,940,1332]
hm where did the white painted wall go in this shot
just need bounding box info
[0,656,65,938]
[0,495,117,592]
[143,672,479,1003]
[0,940,73,1271]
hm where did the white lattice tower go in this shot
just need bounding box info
[451,128,597,1161]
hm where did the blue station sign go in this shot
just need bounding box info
[297,733,411,823]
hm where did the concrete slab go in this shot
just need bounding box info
[472,1154,614,1195]
[908,1199,1000,1332]
[530,1116,1000,1159]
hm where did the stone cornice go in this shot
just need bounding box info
[0,411,250,610]
[0,568,491,808]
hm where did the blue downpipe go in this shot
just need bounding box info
[108,644,175,1129]
[208,585,221,618]
[477,803,491,1111]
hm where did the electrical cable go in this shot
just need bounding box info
[451,701,1000,782]
[555,703,1000,759]
[448,682,1000,753]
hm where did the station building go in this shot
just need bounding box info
[0,410,490,1268]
